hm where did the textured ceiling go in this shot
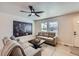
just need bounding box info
[0,2,79,20]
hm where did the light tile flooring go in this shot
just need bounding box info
[41,44,76,56]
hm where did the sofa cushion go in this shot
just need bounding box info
[38,32,43,36]
[43,32,48,37]
[38,32,55,37]
[37,36,48,39]
[37,36,54,40]
[47,37,54,40]
[48,32,55,38]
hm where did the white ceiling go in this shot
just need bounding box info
[0,2,79,20]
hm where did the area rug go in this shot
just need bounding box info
[41,44,56,56]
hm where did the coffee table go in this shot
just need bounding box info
[38,39,45,45]
[28,39,45,49]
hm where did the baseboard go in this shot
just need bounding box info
[58,41,73,47]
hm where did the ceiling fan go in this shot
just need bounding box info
[20,5,44,17]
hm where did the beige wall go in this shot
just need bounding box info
[34,13,79,46]
[34,20,41,35]
[0,12,34,42]
[56,15,74,45]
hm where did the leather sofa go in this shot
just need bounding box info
[36,32,57,46]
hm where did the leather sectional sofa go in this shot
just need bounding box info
[36,32,57,46]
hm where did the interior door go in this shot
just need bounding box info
[73,18,79,47]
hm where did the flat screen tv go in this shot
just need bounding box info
[13,21,32,37]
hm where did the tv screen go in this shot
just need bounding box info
[13,21,32,37]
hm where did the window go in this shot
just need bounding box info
[41,21,58,35]
[41,22,47,32]
[48,22,58,32]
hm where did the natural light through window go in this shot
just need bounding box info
[41,21,58,35]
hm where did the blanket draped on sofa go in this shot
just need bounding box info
[1,39,26,56]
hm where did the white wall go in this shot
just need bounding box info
[34,20,41,35]
[34,14,76,46]
[0,12,34,42]
[57,15,74,45]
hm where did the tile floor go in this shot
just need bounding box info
[41,44,76,56]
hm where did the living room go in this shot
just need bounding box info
[0,2,79,56]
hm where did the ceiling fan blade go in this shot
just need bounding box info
[28,14,31,16]
[20,10,30,13]
[29,6,34,11]
[35,13,40,17]
[35,11,44,13]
